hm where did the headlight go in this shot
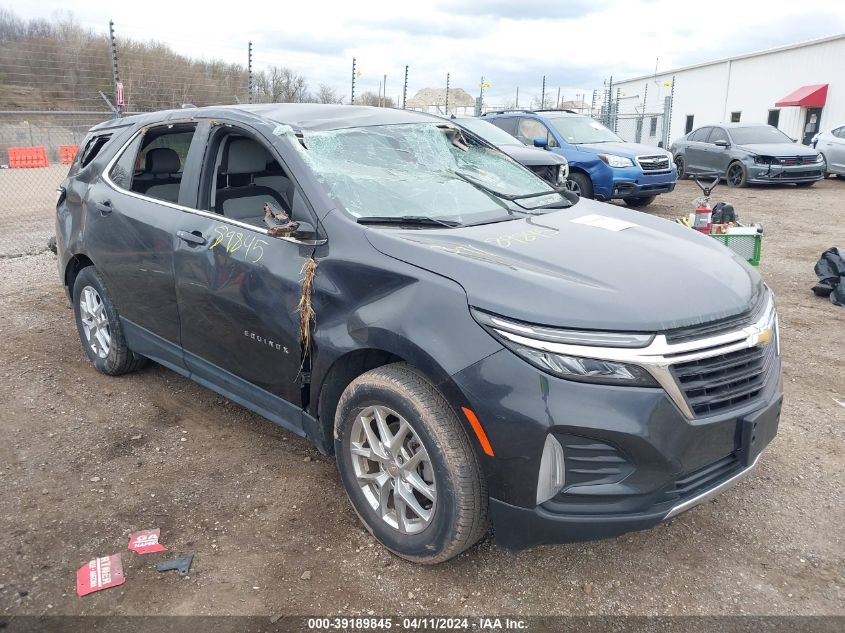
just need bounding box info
[753,155,773,165]
[815,153,824,163]
[471,309,658,387]
[598,154,634,168]
[556,162,569,184]
[537,434,565,505]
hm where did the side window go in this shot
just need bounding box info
[688,127,710,142]
[79,133,113,168]
[834,127,845,139]
[487,117,518,136]
[201,130,300,228]
[708,127,730,144]
[108,123,198,204]
[516,118,558,147]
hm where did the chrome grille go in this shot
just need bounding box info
[637,155,671,171]
[671,343,776,416]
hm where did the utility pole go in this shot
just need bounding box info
[478,75,485,116]
[556,86,561,109]
[515,86,519,109]
[402,65,408,109]
[445,72,450,115]
[383,73,387,107]
[247,41,253,104]
[351,57,357,105]
[541,75,546,109]
[108,20,123,117]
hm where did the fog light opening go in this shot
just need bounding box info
[536,434,566,505]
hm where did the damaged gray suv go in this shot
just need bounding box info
[56,104,782,564]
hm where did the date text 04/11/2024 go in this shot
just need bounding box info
[305,617,528,630]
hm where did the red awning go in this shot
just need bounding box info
[775,84,828,108]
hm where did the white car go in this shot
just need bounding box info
[813,125,845,177]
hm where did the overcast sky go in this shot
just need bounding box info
[8,0,845,105]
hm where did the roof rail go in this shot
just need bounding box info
[534,108,580,114]
[480,109,535,116]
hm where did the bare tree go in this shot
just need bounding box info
[314,84,344,104]
[530,94,557,110]
[254,66,309,103]
[357,91,395,108]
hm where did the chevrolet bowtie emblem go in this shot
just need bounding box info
[757,327,773,345]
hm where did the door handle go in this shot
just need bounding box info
[177,230,207,246]
[95,200,112,216]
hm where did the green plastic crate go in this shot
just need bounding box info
[709,230,763,266]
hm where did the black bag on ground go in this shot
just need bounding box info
[812,247,845,307]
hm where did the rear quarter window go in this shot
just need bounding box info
[78,133,113,168]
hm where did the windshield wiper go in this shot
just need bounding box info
[454,171,571,212]
[357,216,460,228]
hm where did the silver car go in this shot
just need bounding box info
[812,125,845,177]
[671,123,824,188]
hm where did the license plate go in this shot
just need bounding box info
[739,396,782,467]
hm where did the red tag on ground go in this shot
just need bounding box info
[76,554,126,596]
[128,529,166,554]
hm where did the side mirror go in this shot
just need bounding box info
[714,139,729,148]
[533,137,549,149]
[293,221,318,241]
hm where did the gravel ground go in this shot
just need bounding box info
[0,178,843,618]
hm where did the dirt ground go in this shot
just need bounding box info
[0,178,843,619]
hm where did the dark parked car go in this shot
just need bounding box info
[57,104,782,563]
[453,117,569,188]
[671,123,825,187]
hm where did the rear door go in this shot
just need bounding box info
[827,127,845,173]
[87,121,205,371]
[683,127,712,174]
[171,120,320,432]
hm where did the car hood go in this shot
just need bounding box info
[738,143,818,156]
[364,198,762,332]
[499,144,568,167]
[576,141,670,158]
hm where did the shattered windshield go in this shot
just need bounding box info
[282,122,564,225]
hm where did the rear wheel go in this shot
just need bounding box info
[335,363,488,564]
[623,195,656,208]
[726,161,748,188]
[565,172,594,199]
[72,266,147,376]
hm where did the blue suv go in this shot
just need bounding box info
[483,110,677,207]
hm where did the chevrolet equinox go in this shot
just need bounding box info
[56,104,782,564]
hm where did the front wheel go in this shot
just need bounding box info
[726,161,748,188]
[820,154,831,178]
[623,195,656,208]
[565,172,594,199]
[335,363,489,564]
[675,156,688,180]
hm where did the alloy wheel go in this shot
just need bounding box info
[675,157,685,178]
[79,285,111,359]
[349,405,436,534]
[564,178,580,195]
[727,164,744,186]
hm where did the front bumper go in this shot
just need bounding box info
[592,164,677,200]
[451,333,782,550]
[747,161,824,184]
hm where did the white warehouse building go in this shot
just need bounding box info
[613,34,845,147]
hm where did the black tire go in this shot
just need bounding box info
[334,363,489,564]
[72,266,147,376]
[565,171,594,199]
[796,181,817,188]
[726,161,748,188]
[623,195,656,208]
[675,156,689,180]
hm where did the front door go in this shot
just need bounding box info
[172,123,316,432]
[803,108,822,145]
[87,121,205,371]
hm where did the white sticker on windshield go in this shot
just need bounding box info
[571,214,636,232]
